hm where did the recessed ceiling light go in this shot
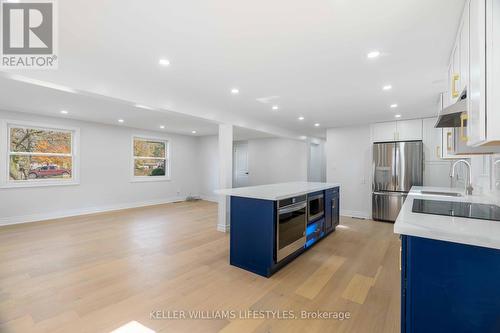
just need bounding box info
[231,88,239,94]
[160,125,165,129]
[60,110,68,114]
[383,85,392,91]
[314,123,320,127]
[299,135,307,140]
[395,114,402,118]
[158,58,170,66]
[118,119,124,123]
[390,104,398,108]
[191,130,197,134]
[272,105,279,110]
[135,104,153,110]
[298,116,305,121]
[367,50,380,58]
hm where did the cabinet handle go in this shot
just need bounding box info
[447,132,452,151]
[452,73,460,98]
[460,113,468,142]
[436,146,441,159]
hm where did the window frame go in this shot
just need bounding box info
[0,120,80,188]
[130,135,171,182]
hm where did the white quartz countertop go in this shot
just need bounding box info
[394,186,500,250]
[215,182,340,201]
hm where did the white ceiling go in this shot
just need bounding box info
[0,75,220,136]
[233,126,276,141]
[0,0,465,138]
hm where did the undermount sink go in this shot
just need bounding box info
[419,191,463,197]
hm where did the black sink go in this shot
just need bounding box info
[412,199,500,221]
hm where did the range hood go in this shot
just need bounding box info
[434,89,467,128]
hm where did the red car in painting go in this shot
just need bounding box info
[28,165,71,179]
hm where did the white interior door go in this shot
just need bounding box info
[233,143,249,188]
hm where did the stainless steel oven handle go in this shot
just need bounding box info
[278,202,307,215]
[308,194,324,201]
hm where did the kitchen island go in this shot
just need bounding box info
[216,182,340,277]
[394,186,500,333]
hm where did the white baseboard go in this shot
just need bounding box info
[0,196,188,227]
[341,209,370,220]
[200,195,219,203]
[217,223,230,233]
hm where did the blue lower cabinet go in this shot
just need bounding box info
[230,196,276,277]
[401,235,500,333]
[325,187,340,233]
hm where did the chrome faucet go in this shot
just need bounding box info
[451,159,473,195]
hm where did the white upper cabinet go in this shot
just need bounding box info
[396,119,423,141]
[371,122,397,142]
[423,118,442,162]
[459,3,469,94]
[371,119,422,142]
[449,44,461,105]
[458,0,500,147]
[468,0,487,145]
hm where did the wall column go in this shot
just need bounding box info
[217,124,233,232]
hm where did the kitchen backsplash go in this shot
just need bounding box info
[492,154,500,194]
[468,154,500,199]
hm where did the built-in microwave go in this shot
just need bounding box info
[308,193,324,222]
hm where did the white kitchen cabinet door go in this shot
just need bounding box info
[459,1,470,94]
[444,63,453,109]
[371,122,396,142]
[396,119,422,141]
[449,43,461,104]
[468,0,487,145]
[485,0,500,143]
[441,128,456,159]
[422,118,442,162]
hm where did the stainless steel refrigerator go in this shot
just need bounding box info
[372,141,423,222]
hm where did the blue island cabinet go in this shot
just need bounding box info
[229,186,340,278]
[325,187,339,234]
[400,235,500,333]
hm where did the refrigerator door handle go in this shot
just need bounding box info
[394,143,400,190]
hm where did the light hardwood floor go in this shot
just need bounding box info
[0,201,400,333]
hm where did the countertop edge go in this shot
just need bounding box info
[394,223,500,250]
[215,182,341,201]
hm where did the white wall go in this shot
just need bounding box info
[492,154,500,195]
[308,141,326,182]
[197,135,219,202]
[0,110,203,225]
[242,138,308,186]
[326,125,372,218]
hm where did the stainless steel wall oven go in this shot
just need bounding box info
[276,195,307,262]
